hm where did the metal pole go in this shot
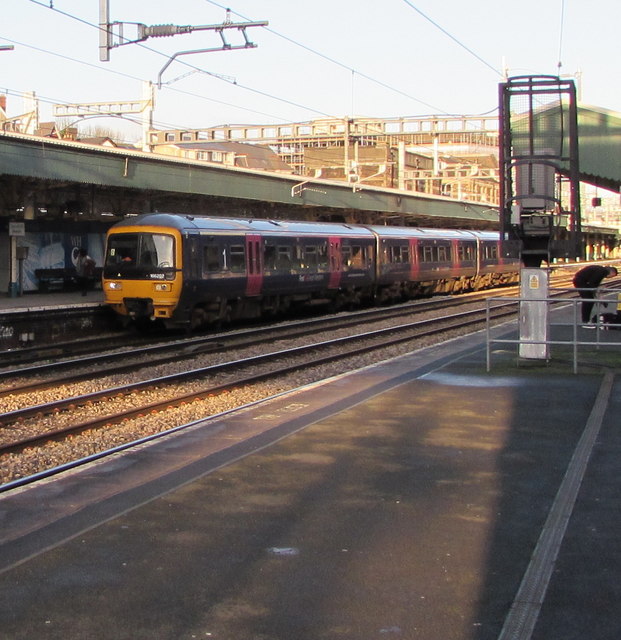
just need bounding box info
[99,0,111,62]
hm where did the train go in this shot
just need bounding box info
[102,213,521,330]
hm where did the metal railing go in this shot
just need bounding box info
[486,288,621,374]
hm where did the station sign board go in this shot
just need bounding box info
[9,222,25,237]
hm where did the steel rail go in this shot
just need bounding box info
[0,303,515,456]
[0,294,500,396]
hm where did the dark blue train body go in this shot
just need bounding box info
[102,213,520,329]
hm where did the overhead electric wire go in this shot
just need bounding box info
[25,0,337,122]
[15,0,501,138]
[203,0,447,114]
[400,0,504,79]
[0,33,293,134]
[202,0,500,127]
[557,0,566,72]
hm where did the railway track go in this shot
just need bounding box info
[0,273,588,488]
[0,268,580,372]
[0,297,518,484]
[0,292,516,393]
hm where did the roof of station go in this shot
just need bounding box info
[576,105,621,192]
[0,131,498,227]
[0,103,618,225]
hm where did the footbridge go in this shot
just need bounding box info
[575,104,621,192]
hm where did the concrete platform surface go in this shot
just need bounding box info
[0,320,620,639]
[0,289,104,312]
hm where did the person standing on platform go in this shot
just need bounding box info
[76,248,96,296]
[572,264,618,325]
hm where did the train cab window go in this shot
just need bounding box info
[229,245,246,272]
[484,244,499,260]
[106,234,137,265]
[140,234,174,268]
[105,233,174,269]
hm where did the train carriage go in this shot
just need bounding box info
[470,231,520,288]
[368,226,481,301]
[103,213,520,330]
[103,214,376,329]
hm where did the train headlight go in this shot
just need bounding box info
[107,281,123,291]
[154,283,171,292]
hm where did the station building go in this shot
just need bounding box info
[0,106,619,295]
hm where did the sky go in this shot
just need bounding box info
[1,0,620,144]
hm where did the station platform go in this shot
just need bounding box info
[0,289,104,312]
[0,316,620,639]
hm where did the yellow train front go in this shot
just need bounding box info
[103,214,184,327]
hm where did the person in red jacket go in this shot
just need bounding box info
[572,265,618,324]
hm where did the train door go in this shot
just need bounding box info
[409,237,420,280]
[451,239,461,270]
[328,236,342,288]
[245,234,263,296]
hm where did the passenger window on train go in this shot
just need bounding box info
[390,245,409,263]
[357,246,366,267]
[204,246,220,272]
[303,246,318,269]
[292,246,304,270]
[343,245,362,269]
[317,245,329,270]
[342,246,352,268]
[229,245,246,272]
[421,246,434,263]
[276,246,292,270]
[263,245,276,270]
[458,244,475,261]
[484,245,498,260]
[437,246,448,262]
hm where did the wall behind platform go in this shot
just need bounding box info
[19,230,106,291]
[1,220,111,293]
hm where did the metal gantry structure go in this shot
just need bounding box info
[499,75,582,266]
[98,0,267,65]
